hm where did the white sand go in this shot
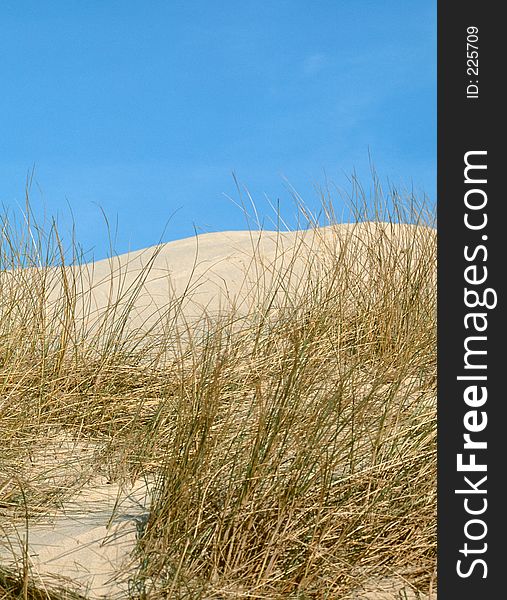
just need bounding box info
[1,478,152,597]
[39,222,432,339]
[1,432,154,597]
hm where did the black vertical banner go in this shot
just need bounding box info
[438,3,504,598]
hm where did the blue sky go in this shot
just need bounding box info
[1,1,436,260]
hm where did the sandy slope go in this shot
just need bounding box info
[41,222,432,338]
[0,223,436,598]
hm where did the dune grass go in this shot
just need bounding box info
[0,183,436,599]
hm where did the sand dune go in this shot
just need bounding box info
[40,222,433,338]
[0,223,436,599]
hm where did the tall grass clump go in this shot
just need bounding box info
[0,179,436,599]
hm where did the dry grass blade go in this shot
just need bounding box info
[1,180,436,599]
